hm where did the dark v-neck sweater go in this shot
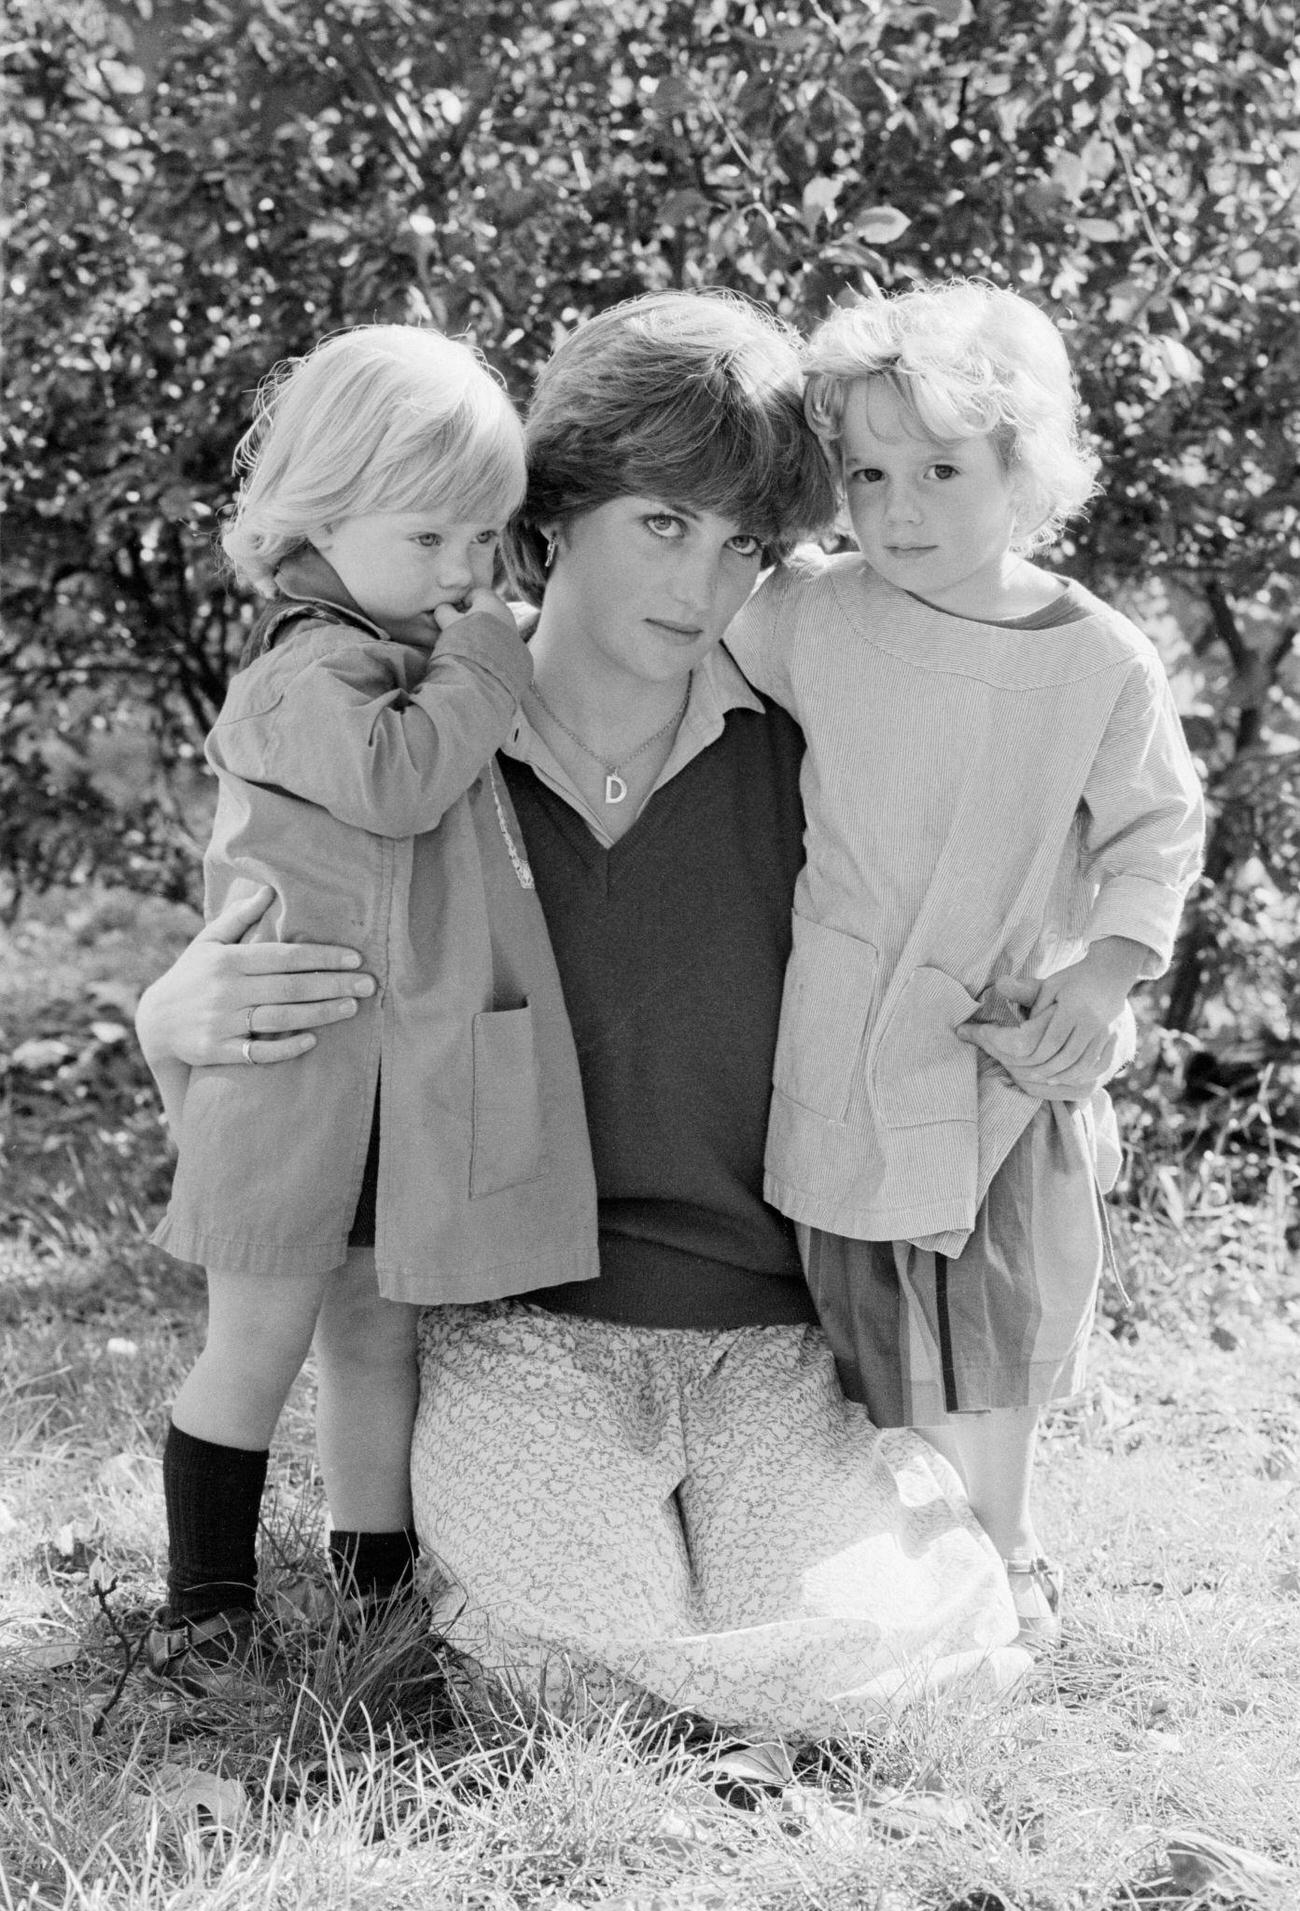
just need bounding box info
[500,694,818,1329]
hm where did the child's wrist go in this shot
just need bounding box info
[1081,935,1150,996]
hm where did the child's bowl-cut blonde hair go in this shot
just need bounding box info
[223,325,526,594]
[802,282,1100,550]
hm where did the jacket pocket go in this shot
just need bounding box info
[772,913,879,1122]
[469,1005,543,1197]
[874,966,980,1130]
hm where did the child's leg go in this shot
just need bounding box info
[312,1246,420,1602]
[918,1408,1060,1636]
[915,1406,1041,1560]
[163,1265,333,1627]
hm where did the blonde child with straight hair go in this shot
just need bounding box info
[726,281,1204,1644]
[145,325,596,1693]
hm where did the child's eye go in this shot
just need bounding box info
[847,466,884,485]
[930,463,961,480]
[474,529,500,546]
[413,532,443,548]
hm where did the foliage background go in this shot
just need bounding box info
[3,0,1299,1215]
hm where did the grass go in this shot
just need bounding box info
[2,890,1298,1909]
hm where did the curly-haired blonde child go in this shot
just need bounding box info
[146,325,596,1692]
[726,281,1204,1644]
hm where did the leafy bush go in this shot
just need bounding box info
[4,0,1298,1174]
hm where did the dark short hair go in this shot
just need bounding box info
[504,292,837,603]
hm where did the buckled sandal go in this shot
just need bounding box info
[143,1607,279,1698]
[1004,1556,1064,1651]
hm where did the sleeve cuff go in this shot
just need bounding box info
[1085,878,1185,976]
[434,613,533,699]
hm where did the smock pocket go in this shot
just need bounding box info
[772,913,879,1122]
[874,967,980,1130]
[469,1005,543,1197]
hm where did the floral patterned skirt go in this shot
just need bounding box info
[410,1302,1022,1740]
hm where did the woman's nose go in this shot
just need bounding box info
[672,547,723,612]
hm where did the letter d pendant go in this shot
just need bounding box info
[604,772,628,804]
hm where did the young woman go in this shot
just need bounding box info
[137,293,1127,1741]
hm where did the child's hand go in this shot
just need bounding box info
[999,937,1151,1076]
[1019,939,1148,1072]
[432,587,519,638]
[959,963,1141,1100]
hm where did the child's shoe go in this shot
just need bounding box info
[143,1606,279,1697]
[1004,1556,1064,1651]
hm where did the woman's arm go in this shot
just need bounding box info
[135,885,376,1136]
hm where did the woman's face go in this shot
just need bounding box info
[541,495,765,687]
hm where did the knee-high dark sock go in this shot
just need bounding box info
[328,1528,420,1606]
[163,1422,268,1621]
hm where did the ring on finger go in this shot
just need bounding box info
[245,1005,257,1036]
[242,1038,257,1066]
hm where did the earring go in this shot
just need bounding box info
[544,536,557,571]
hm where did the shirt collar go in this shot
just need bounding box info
[504,637,768,844]
[271,547,392,642]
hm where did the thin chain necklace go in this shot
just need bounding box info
[529,678,691,805]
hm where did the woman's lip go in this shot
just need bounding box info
[646,619,704,638]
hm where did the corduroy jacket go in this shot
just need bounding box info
[153,551,599,1302]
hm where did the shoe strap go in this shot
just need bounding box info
[154,1609,245,1660]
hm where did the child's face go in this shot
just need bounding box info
[839,381,1023,618]
[310,509,502,643]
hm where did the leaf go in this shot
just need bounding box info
[1077,217,1123,242]
[9,1038,73,1071]
[1154,1165,1186,1228]
[1153,336,1201,384]
[1165,1826,1290,1894]
[866,1783,976,1839]
[656,188,711,228]
[155,1763,248,1827]
[780,1786,862,1848]
[1052,151,1087,201]
[647,75,694,117]
[14,1640,82,1671]
[851,205,911,244]
[801,175,842,228]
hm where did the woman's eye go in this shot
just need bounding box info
[729,534,763,559]
[414,533,443,547]
[645,513,685,538]
[474,529,500,546]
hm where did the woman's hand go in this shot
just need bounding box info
[958,975,1137,1104]
[135,885,376,1073]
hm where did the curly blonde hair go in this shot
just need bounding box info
[802,282,1100,550]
